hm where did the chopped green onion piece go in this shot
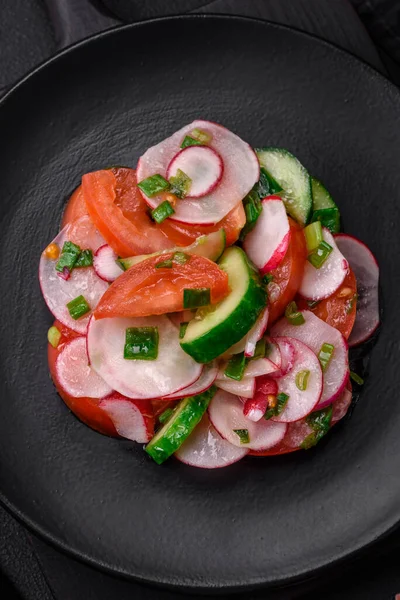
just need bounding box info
[173,251,189,265]
[239,189,262,240]
[233,429,250,444]
[169,169,192,199]
[301,405,333,449]
[257,167,282,197]
[138,174,170,197]
[295,370,310,391]
[75,249,93,268]
[285,301,305,326]
[262,273,274,285]
[55,241,81,273]
[47,326,61,348]
[116,257,127,271]
[224,352,246,381]
[180,135,203,149]
[155,258,173,269]
[318,343,334,371]
[124,327,159,360]
[311,207,341,234]
[179,322,189,339]
[151,200,175,224]
[304,221,323,252]
[66,295,90,320]
[346,293,357,314]
[190,128,212,144]
[307,240,333,269]
[350,371,364,385]
[264,392,289,420]
[252,338,267,360]
[183,288,210,309]
[307,299,321,309]
[159,408,174,424]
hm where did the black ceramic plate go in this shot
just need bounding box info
[0,15,399,593]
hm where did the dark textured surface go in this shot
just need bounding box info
[0,15,399,592]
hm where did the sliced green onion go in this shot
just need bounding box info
[295,370,310,391]
[124,327,159,360]
[307,240,333,269]
[169,169,192,199]
[66,295,90,320]
[233,429,250,444]
[346,293,358,314]
[239,189,262,240]
[179,322,189,339]
[318,343,334,371]
[307,299,321,309]
[159,408,174,424]
[311,207,340,235]
[183,288,210,309]
[264,392,289,420]
[155,258,173,269]
[47,326,61,348]
[173,251,189,265]
[55,241,81,273]
[285,301,305,326]
[262,273,274,285]
[301,405,333,449]
[75,249,93,268]
[257,167,282,197]
[350,371,364,385]
[138,174,170,197]
[190,128,212,144]
[180,135,203,149]
[224,352,246,381]
[252,338,267,360]
[151,200,175,224]
[304,221,323,252]
[116,257,127,271]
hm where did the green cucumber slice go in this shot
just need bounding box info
[118,230,226,270]
[255,148,312,225]
[180,247,267,363]
[145,386,216,464]
[311,177,335,210]
[311,177,341,233]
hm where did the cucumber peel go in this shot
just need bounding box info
[311,177,341,233]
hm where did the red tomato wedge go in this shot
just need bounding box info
[268,218,307,324]
[61,185,87,227]
[94,253,229,319]
[48,320,118,437]
[296,268,357,339]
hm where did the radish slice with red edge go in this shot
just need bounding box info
[162,362,218,399]
[175,414,248,468]
[166,146,223,199]
[331,384,352,424]
[244,307,269,357]
[334,234,380,347]
[269,337,296,378]
[136,120,259,225]
[299,228,349,301]
[99,392,154,443]
[243,358,279,378]
[56,337,112,398]
[271,338,322,423]
[215,377,255,399]
[243,377,278,422]
[93,244,123,282]
[208,390,287,451]
[281,420,314,450]
[271,311,349,408]
[87,315,202,399]
[39,218,109,334]
[243,197,290,273]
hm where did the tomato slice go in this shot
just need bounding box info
[268,218,307,324]
[94,252,229,319]
[48,320,118,437]
[296,268,357,339]
[61,186,87,227]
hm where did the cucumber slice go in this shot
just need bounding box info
[180,247,267,363]
[311,177,335,210]
[145,386,216,464]
[255,148,312,225]
[311,178,341,233]
[118,230,226,270]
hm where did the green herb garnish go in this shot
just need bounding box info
[169,169,192,199]
[151,200,175,224]
[47,326,61,348]
[66,295,91,320]
[138,174,171,197]
[55,241,81,273]
[318,343,334,371]
[307,240,333,269]
[264,393,289,420]
[285,301,305,326]
[301,405,333,449]
[224,352,246,381]
[75,249,93,268]
[183,288,210,309]
[233,429,250,444]
[124,327,159,360]
[179,322,189,339]
[295,370,310,391]
[350,371,364,385]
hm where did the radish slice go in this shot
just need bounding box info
[271,338,322,423]
[282,420,314,450]
[299,228,349,301]
[162,362,218,399]
[39,219,109,334]
[209,390,287,451]
[87,315,202,399]
[93,244,123,282]
[175,414,248,468]
[269,337,296,378]
[244,307,269,357]
[166,146,223,198]
[332,384,352,424]
[243,358,279,378]
[243,197,290,273]
[215,377,256,399]
[335,234,380,346]
[243,377,278,422]
[136,120,259,225]
[56,337,112,398]
[271,311,349,408]
[99,392,154,443]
